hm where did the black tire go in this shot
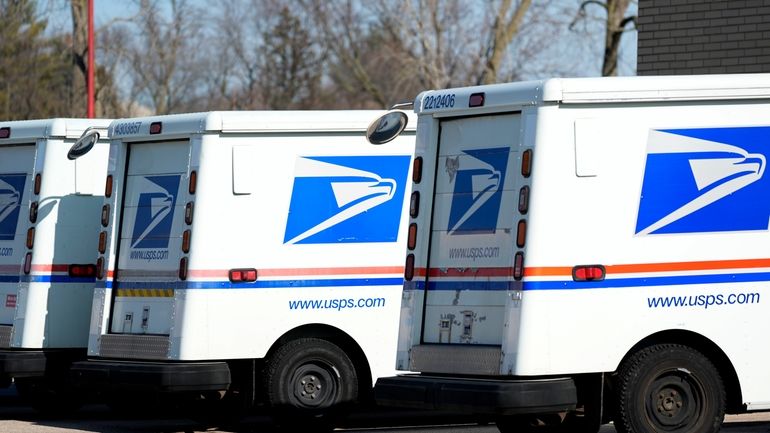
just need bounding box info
[614,344,725,433]
[15,377,83,416]
[263,338,358,428]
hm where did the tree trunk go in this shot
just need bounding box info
[70,0,88,117]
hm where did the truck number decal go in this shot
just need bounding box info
[424,93,456,110]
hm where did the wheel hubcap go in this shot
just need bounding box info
[291,363,338,409]
[647,372,702,431]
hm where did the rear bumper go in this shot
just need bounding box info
[0,349,85,379]
[71,359,231,393]
[375,375,577,416]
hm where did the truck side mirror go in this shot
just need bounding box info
[68,128,102,160]
[366,111,408,145]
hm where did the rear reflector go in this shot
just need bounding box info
[179,257,188,280]
[410,192,420,218]
[105,175,113,198]
[34,173,41,195]
[0,127,9,139]
[26,227,35,249]
[513,252,524,280]
[229,268,257,283]
[96,257,104,279]
[149,122,162,134]
[24,253,32,274]
[404,254,415,281]
[189,171,197,194]
[185,202,194,225]
[101,204,110,227]
[407,223,417,250]
[521,149,532,178]
[69,264,96,278]
[182,229,191,253]
[516,220,526,248]
[573,265,606,282]
[98,231,107,254]
[29,201,38,223]
[469,92,485,107]
[412,157,423,183]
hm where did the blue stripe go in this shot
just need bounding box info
[110,277,404,290]
[0,276,20,283]
[406,271,770,292]
[0,275,94,284]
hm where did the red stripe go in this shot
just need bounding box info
[525,258,770,277]
[187,266,404,278]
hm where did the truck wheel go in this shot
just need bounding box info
[264,338,358,427]
[15,377,83,416]
[615,344,725,433]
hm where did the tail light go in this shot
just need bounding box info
[105,175,113,198]
[469,92,485,107]
[185,202,194,225]
[96,257,104,279]
[513,252,524,280]
[404,254,415,281]
[98,231,107,254]
[149,122,162,134]
[573,265,606,282]
[521,149,532,178]
[101,204,110,227]
[29,201,38,223]
[34,173,41,195]
[412,157,423,183]
[0,127,10,139]
[23,253,32,274]
[410,192,420,218]
[188,171,197,194]
[407,223,417,250]
[179,257,188,280]
[182,229,191,253]
[229,268,257,283]
[516,220,527,248]
[26,228,35,249]
[69,264,96,278]
[518,186,529,214]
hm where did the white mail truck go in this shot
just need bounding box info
[0,118,110,410]
[71,111,415,425]
[372,74,770,433]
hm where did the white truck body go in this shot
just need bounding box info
[0,118,110,384]
[375,74,770,433]
[74,111,415,418]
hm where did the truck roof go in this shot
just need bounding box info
[0,118,112,142]
[109,110,417,140]
[416,73,770,115]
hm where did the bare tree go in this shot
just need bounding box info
[572,0,637,76]
[70,0,88,116]
[478,0,532,85]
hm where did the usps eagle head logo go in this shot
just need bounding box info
[283,155,410,244]
[636,127,770,235]
[0,174,26,241]
[131,175,181,248]
[447,147,509,235]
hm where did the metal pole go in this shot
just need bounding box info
[87,0,95,118]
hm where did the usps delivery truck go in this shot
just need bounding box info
[0,118,110,410]
[372,74,770,433]
[71,111,415,423]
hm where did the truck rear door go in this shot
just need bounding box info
[110,140,190,335]
[421,113,521,346]
[0,145,34,329]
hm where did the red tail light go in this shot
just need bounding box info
[469,92,485,107]
[105,175,113,198]
[69,264,96,278]
[188,171,197,194]
[26,227,35,249]
[407,223,417,250]
[98,231,107,254]
[573,265,606,282]
[34,173,42,195]
[229,268,257,283]
[404,254,415,281]
[179,257,188,280]
[96,257,104,279]
[516,220,526,248]
[412,157,423,183]
[23,253,32,274]
[521,149,532,178]
[182,229,191,253]
[149,122,162,134]
[0,127,10,139]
